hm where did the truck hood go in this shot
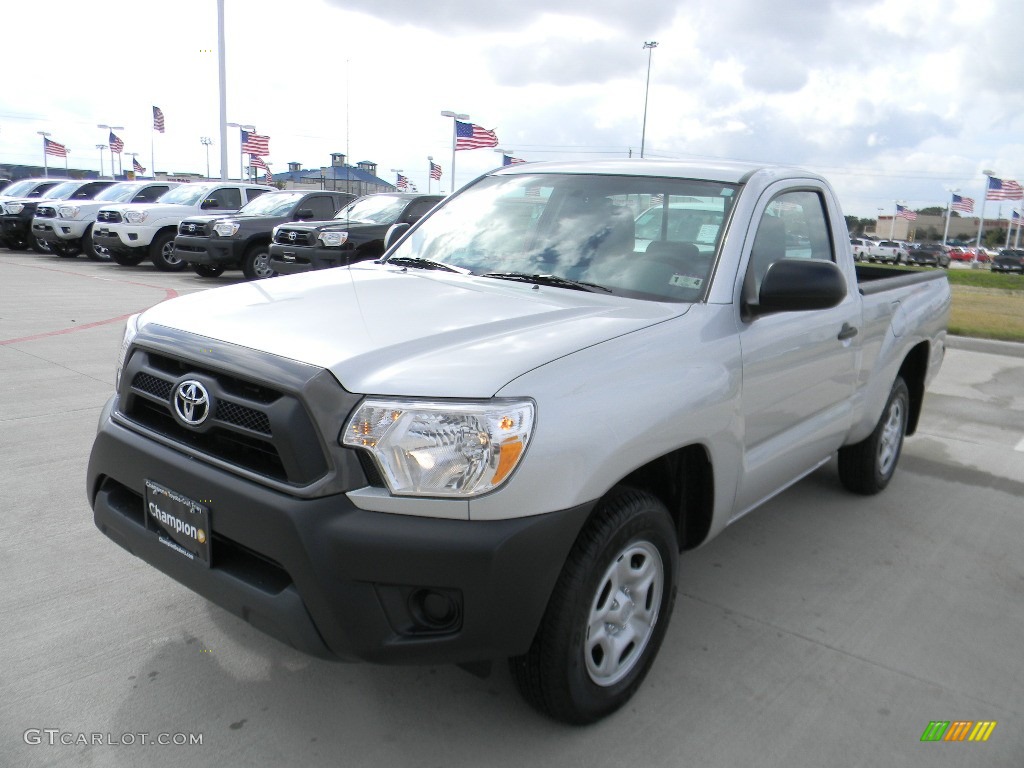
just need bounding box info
[283,220,384,234]
[138,263,688,398]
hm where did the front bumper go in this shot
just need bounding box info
[269,243,372,274]
[32,217,89,244]
[172,234,242,266]
[92,224,155,255]
[88,405,592,664]
[1,214,31,240]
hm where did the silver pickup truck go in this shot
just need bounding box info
[87,159,949,724]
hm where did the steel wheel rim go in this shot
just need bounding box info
[162,240,182,265]
[252,251,272,277]
[585,540,664,687]
[878,398,904,476]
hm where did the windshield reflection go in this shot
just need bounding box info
[387,174,738,302]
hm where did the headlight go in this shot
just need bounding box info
[124,210,148,224]
[213,221,240,237]
[318,231,348,247]
[343,399,535,497]
[115,314,141,391]
[6,202,24,214]
[58,205,81,219]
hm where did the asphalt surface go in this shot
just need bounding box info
[1,250,1022,767]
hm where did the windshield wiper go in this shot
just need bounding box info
[383,256,467,273]
[479,272,612,293]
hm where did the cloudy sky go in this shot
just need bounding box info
[2,0,1022,218]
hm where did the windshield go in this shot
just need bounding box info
[156,185,216,206]
[95,183,145,203]
[387,173,738,302]
[335,195,408,224]
[40,181,82,199]
[2,180,42,197]
[238,191,306,216]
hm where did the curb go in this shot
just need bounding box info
[946,335,1024,359]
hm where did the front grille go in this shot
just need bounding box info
[97,210,123,224]
[274,229,314,246]
[121,350,328,486]
[178,221,209,236]
[36,206,57,218]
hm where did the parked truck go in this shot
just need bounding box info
[87,159,949,724]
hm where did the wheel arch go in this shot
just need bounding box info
[897,341,930,436]
[616,443,715,551]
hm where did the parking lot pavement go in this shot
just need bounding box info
[2,249,1022,767]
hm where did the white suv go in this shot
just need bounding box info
[94,182,272,271]
[32,181,178,260]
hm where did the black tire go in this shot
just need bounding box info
[150,230,186,272]
[509,487,678,724]
[31,236,51,254]
[52,241,79,258]
[192,263,225,278]
[838,376,909,495]
[242,243,274,280]
[5,232,29,251]
[111,251,146,266]
[82,225,107,261]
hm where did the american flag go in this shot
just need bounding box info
[649,194,664,206]
[109,131,124,154]
[44,137,67,158]
[264,170,273,184]
[951,194,974,213]
[249,155,268,170]
[133,157,146,174]
[396,174,409,191]
[153,105,165,133]
[502,154,527,166]
[455,120,498,150]
[429,161,442,181]
[986,177,1023,201]
[241,130,270,156]
[896,204,917,221]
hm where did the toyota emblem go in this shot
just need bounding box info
[188,223,196,232]
[173,380,211,426]
[288,231,297,241]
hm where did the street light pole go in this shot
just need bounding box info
[200,137,213,179]
[226,122,255,181]
[98,123,125,176]
[96,144,107,178]
[975,169,995,264]
[38,131,51,177]
[440,110,469,193]
[640,41,658,159]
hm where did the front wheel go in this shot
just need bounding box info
[509,488,678,724]
[150,231,186,272]
[192,263,225,278]
[31,236,52,254]
[242,243,274,280]
[838,376,909,495]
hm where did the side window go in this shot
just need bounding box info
[748,190,834,293]
[208,188,242,209]
[306,196,336,220]
[401,199,438,223]
[135,185,169,203]
[245,188,268,203]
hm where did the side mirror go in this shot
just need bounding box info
[384,222,410,250]
[747,259,847,318]
[296,208,314,220]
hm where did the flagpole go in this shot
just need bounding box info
[440,110,468,194]
[889,201,897,239]
[427,156,432,194]
[975,170,994,264]
[38,131,51,177]
[942,193,952,246]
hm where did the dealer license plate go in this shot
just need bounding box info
[144,480,211,566]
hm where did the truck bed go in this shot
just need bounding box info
[854,264,948,295]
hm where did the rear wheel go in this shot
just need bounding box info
[192,263,225,278]
[838,376,909,495]
[150,230,186,272]
[509,487,678,724]
[242,243,274,280]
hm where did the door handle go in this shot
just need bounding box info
[838,323,859,341]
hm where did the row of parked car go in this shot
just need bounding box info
[849,236,1023,272]
[0,176,445,279]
